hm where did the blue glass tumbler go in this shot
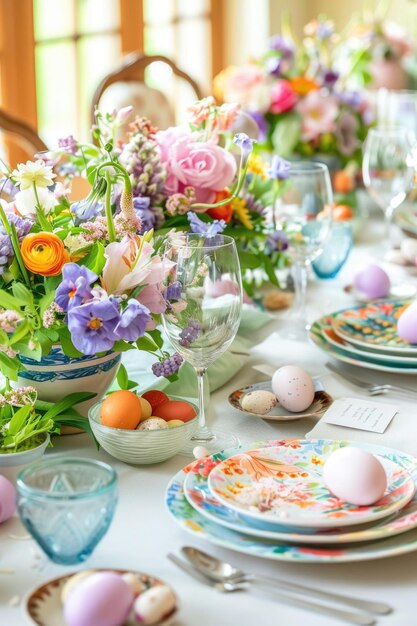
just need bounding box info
[312,222,353,279]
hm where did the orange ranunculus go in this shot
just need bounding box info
[289,76,319,96]
[207,189,233,223]
[21,232,69,276]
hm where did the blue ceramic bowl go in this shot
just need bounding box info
[16,457,117,565]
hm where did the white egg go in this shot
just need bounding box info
[400,238,417,264]
[272,366,315,412]
[384,249,409,266]
[241,390,277,415]
[323,447,387,506]
[122,572,146,596]
[133,584,176,624]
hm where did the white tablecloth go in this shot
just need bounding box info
[1,218,417,626]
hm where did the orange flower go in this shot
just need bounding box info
[207,189,233,223]
[289,77,319,96]
[21,232,69,276]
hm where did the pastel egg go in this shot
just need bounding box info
[272,366,315,413]
[323,447,387,506]
[397,302,417,344]
[153,400,196,423]
[133,584,176,625]
[354,264,390,299]
[137,417,168,431]
[100,391,142,429]
[0,475,16,523]
[121,573,146,596]
[63,571,134,626]
[241,390,277,415]
[400,238,417,264]
[167,419,185,428]
[138,397,152,420]
[61,570,95,604]
[141,390,169,412]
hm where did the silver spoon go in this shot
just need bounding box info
[182,546,392,615]
[168,553,376,626]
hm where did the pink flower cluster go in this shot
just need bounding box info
[0,309,22,333]
[0,386,37,408]
[43,302,64,328]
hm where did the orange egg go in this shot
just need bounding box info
[142,390,169,411]
[333,204,354,221]
[153,400,196,423]
[100,390,142,429]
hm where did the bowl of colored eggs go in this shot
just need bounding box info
[88,390,199,465]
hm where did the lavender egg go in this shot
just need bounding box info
[397,302,417,344]
[354,264,390,299]
[0,475,16,523]
[63,571,134,626]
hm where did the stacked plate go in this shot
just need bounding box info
[166,439,417,563]
[309,300,417,374]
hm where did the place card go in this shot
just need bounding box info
[321,397,399,434]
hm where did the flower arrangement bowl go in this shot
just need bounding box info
[0,433,50,468]
[88,398,199,465]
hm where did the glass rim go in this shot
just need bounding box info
[166,233,237,250]
[16,456,117,500]
[368,125,415,135]
[287,161,330,174]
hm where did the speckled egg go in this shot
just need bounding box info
[272,366,315,413]
[241,390,277,415]
[397,302,417,344]
[137,417,168,431]
[354,264,390,299]
[133,584,176,625]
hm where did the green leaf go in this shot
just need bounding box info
[39,291,56,318]
[12,283,34,308]
[238,250,261,271]
[34,329,53,357]
[9,320,31,346]
[36,205,52,232]
[42,392,96,420]
[59,327,83,358]
[7,405,32,436]
[136,335,158,352]
[112,340,135,352]
[117,364,129,390]
[44,275,62,292]
[271,113,301,157]
[147,329,164,349]
[0,351,20,380]
[13,340,42,361]
[0,289,23,311]
[263,255,280,287]
[78,241,105,275]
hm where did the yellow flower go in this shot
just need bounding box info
[247,155,269,180]
[231,198,253,230]
[12,159,56,191]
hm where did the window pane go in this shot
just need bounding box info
[177,0,209,17]
[35,42,78,146]
[177,19,210,91]
[144,0,175,25]
[34,0,76,41]
[78,0,120,34]
[144,25,175,57]
[78,34,121,139]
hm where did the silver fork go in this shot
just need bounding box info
[167,553,376,626]
[326,361,417,399]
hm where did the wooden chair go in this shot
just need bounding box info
[0,108,47,160]
[91,53,204,131]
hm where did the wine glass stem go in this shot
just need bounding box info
[292,261,308,326]
[385,205,394,245]
[193,367,213,441]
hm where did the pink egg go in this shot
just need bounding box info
[397,302,417,344]
[354,264,390,299]
[0,475,16,523]
[323,447,387,506]
[64,571,134,626]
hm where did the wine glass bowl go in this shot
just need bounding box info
[162,233,242,453]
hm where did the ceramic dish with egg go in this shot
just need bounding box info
[228,381,332,421]
[88,397,198,465]
[25,569,178,626]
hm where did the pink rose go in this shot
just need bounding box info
[269,80,298,114]
[216,65,271,112]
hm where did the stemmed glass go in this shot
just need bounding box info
[362,127,416,244]
[161,233,242,454]
[275,162,333,337]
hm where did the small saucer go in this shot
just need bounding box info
[228,380,332,421]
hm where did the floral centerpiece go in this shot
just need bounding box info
[213,16,374,207]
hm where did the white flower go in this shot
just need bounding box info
[63,233,87,254]
[14,187,55,217]
[12,159,55,190]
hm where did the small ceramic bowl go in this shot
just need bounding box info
[88,397,199,465]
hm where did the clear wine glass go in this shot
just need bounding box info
[161,233,242,454]
[362,127,416,243]
[275,162,333,338]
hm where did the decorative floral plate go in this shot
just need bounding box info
[207,442,414,529]
[183,454,417,545]
[24,569,177,626]
[166,439,417,563]
[308,321,417,374]
[316,315,417,365]
[228,380,333,421]
[331,301,417,354]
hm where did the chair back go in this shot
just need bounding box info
[0,108,48,166]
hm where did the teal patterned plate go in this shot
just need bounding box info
[331,301,417,354]
[166,440,417,563]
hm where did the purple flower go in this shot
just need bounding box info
[316,21,334,40]
[5,213,33,239]
[72,199,103,221]
[0,234,12,274]
[114,299,151,341]
[269,35,294,59]
[266,230,289,252]
[152,352,183,377]
[233,133,256,154]
[58,135,78,155]
[0,177,18,198]
[188,212,226,239]
[164,281,182,302]
[265,56,283,77]
[67,299,120,354]
[248,112,268,143]
[55,263,97,312]
[268,155,291,180]
[179,319,201,347]
[322,69,339,88]
[132,196,156,232]
[337,91,363,110]
[335,112,359,156]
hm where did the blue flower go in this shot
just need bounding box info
[72,199,103,221]
[266,230,289,252]
[114,299,151,341]
[233,133,256,154]
[67,298,120,355]
[268,155,291,180]
[55,263,97,312]
[188,212,226,238]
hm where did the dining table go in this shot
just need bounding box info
[1,215,417,626]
